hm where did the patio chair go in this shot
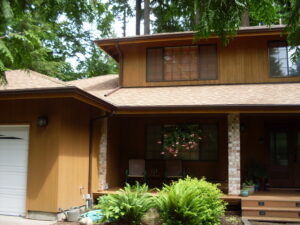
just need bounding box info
[164,159,184,180]
[125,159,147,183]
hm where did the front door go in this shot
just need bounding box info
[268,127,300,188]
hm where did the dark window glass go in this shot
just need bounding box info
[147,45,218,81]
[270,130,288,166]
[269,41,300,77]
[146,124,218,161]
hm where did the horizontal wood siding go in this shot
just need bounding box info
[121,35,300,87]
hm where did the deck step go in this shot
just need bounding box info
[242,195,300,222]
[242,206,300,212]
[243,216,300,222]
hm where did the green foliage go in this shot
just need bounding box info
[0,0,116,81]
[156,177,226,225]
[96,182,155,225]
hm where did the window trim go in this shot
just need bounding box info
[145,123,219,162]
[146,44,219,82]
[268,40,300,78]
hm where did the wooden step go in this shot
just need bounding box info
[243,216,300,222]
[242,209,300,218]
[242,206,300,212]
[242,199,300,208]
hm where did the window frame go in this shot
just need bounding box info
[146,44,218,82]
[145,123,219,162]
[268,40,300,78]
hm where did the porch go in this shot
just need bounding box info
[94,113,300,221]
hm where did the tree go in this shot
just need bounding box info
[136,0,142,35]
[144,0,150,34]
[0,0,117,81]
[151,0,300,57]
[110,0,133,37]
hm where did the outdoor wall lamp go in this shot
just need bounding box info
[37,116,48,127]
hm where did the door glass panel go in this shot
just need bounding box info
[270,131,288,166]
[297,132,300,164]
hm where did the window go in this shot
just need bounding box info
[147,45,218,82]
[268,41,300,77]
[146,124,218,161]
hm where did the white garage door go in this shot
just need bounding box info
[0,126,29,216]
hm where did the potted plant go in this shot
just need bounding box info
[242,180,255,195]
[240,188,249,197]
[246,161,268,190]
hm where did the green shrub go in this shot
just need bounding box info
[96,182,154,225]
[156,177,226,225]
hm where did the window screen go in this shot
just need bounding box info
[146,45,218,81]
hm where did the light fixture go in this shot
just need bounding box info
[37,116,48,127]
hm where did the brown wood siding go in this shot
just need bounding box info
[106,115,228,188]
[0,98,103,213]
[121,35,300,87]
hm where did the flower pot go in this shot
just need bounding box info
[244,185,255,195]
[240,189,249,197]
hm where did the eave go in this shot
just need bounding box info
[0,86,116,112]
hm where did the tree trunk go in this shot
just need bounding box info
[144,0,150,34]
[194,0,200,28]
[241,10,250,27]
[136,0,141,35]
[123,7,126,37]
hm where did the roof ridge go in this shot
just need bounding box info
[67,74,119,83]
[25,70,70,87]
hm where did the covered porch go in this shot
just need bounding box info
[96,113,300,194]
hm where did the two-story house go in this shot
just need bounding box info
[1,25,300,222]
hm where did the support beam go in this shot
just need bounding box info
[99,118,108,191]
[228,113,241,195]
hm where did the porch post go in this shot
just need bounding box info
[228,113,241,195]
[99,118,108,191]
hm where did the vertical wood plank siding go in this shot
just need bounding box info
[121,35,300,87]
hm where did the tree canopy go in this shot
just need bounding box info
[0,0,117,81]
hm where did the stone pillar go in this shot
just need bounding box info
[99,118,108,191]
[228,113,241,195]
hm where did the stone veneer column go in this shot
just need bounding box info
[98,118,108,191]
[228,113,241,195]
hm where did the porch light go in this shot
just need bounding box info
[37,116,48,127]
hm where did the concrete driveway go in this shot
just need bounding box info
[0,215,55,225]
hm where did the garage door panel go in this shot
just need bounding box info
[0,126,29,216]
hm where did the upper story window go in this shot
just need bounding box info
[268,41,300,77]
[146,45,218,82]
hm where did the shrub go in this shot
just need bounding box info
[96,182,155,225]
[156,177,226,225]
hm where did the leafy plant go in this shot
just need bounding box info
[243,179,255,186]
[96,182,155,225]
[158,124,202,158]
[156,176,226,225]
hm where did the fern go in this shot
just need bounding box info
[96,182,155,225]
[156,177,227,225]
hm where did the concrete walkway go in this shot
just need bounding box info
[0,215,56,225]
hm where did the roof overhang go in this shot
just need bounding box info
[95,25,286,62]
[0,86,116,112]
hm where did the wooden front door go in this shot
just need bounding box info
[267,127,300,188]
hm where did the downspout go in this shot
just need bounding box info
[88,111,114,196]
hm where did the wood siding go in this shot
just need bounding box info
[121,35,300,87]
[0,98,103,213]
[106,115,228,188]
